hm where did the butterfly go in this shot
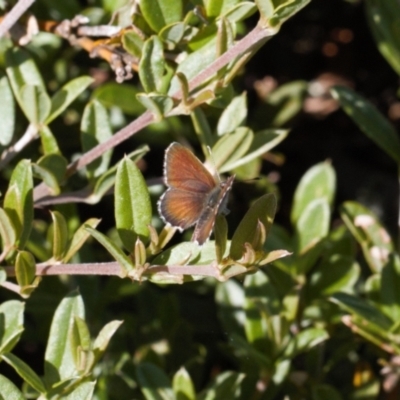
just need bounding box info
[158,142,235,245]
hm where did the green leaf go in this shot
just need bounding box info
[191,107,214,149]
[15,250,36,288]
[139,36,167,93]
[230,194,276,260]
[0,300,24,354]
[4,159,33,249]
[0,207,17,253]
[206,0,241,17]
[32,163,61,196]
[271,0,311,25]
[244,271,279,344]
[72,316,91,354]
[172,368,196,400]
[340,201,393,273]
[255,0,274,20]
[122,30,144,57]
[37,153,68,184]
[215,280,245,336]
[217,92,247,135]
[93,320,123,361]
[115,157,152,251]
[46,76,94,123]
[295,198,330,253]
[151,241,223,283]
[85,226,134,275]
[5,47,45,110]
[263,80,308,127]
[81,100,113,179]
[19,85,51,124]
[153,242,201,266]
[212,127,253,171]
[308,255,360,298]
[330,292,393,330]
[63,218,100,263]
[92,82,145,115]
[291,162,336,224]
[39,126,61,154]
[381,254,400,321]
[366,0,400,76]
[229,333,272,369]
[50,211,69,261]
[62,381,96,400]
[223,2,258,22]
[1,353,45,394]
[220,129,289,172]
[0,269,6,286]
[168,37,217,95]
[0,374,24,399]
[214,214,228,263]
[136,93,174,120]
[199,371,244,400]
[140,0,183,32]
[136,362,174,400]
[44,290,85,386]
[283,328,329,358]
[331,86,400,164]
[159,22,186,49]
[0,73,15,145]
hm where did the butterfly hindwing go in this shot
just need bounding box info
[158,188,207,230]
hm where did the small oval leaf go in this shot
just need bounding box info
[46,76,94,123]
[115,157,152,251]
[0,74,15,145]
[332,85,400,164]
[140,0,183,32]
[230,194,276,260]
[85,226,134,275]
[15,250,36,288]
[19,84,51,124]
[4,159,33,249]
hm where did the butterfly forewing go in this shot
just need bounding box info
[165,142,216,193]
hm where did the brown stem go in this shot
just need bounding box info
[3,261,223,279]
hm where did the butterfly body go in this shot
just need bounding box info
[158,142,234,245]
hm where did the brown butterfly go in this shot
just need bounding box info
[158,142,234,245]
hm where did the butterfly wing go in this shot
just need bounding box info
[164,142,216,193]
[158,188,206,230]
[192,175,235,245]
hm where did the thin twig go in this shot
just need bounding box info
[0,280,21,294]
[3,261,223,279]
[0,123,38,170]
[0,0,36,38]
